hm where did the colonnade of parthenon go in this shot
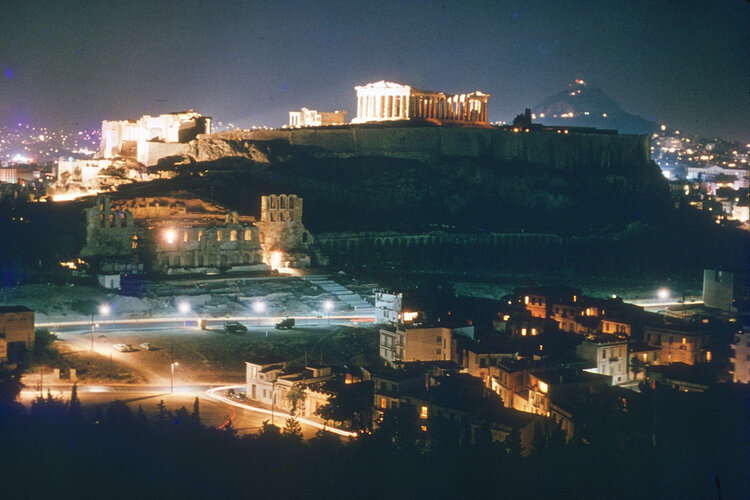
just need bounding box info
[351,81,489,124]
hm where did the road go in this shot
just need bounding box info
[19,384,318,437]
[38,313,374,331]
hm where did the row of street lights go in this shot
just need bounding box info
[251,298,335,325]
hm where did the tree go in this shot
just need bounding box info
[258,419,281,439]
[282,416,304,441]
[285,384,306,416]
[0,363,24,404]
[192,396,201,425]
[504,427,523,458]
[630,356,646,379]
[69,383,81,415]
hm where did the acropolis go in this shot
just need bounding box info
[351,81,490,124]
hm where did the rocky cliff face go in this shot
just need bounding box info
[188,138,275,164]
[188,125,651,175]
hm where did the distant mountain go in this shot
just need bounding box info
[534,79,659,135]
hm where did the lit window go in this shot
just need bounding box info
[380,397,387,409]
[538,381,548,394]
[531,328,537,336]
[706,351,711,361]
[183,231,189,242]
[521,328,527,336]
[230,230,237,241]
[420,425,428,432]
[682,337,686,345]
[402,311,418,322]
[198,230,203,242]
[524,296,529,304]
[244,229,252,240]
[420,405,428,419]
[217,231,222,241]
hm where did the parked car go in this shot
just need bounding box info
[275,317,295,330]
[139,342,154,351]
[223,321,248,334]
[114,343,136,352]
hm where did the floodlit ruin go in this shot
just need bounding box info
[80,193,312,275]
[288,108,348,128]
[101,110,212,166]
[351,81,490,124]
[255,194,314,269]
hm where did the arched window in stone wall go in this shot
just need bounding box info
[184,231,189,242]
[280,195,286,209]
[280,212,285,222]
[230,230,237,241]
[270,213,275,222]
[270,196,276,208]
[289,197,294,209]
[289,212,294,221]
[198,254,204,266]
[198,230,203,242]
[131,235,139,249]
[244,229,252,241]
[217,230,223,241]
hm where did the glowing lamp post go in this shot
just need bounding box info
[91,303,110,351]
[253,301,265,326]
[170,361,179,394]
[178,301,191,327]
[323,299,334,325]
[164,229,177,245]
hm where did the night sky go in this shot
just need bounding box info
[1,0,748,142]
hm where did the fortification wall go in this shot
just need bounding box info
[196,126,650,171]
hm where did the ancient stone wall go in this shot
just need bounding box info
[255,194,313,267]
[153,212,263,271]
[80,195,141,258]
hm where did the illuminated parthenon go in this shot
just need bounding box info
[352,81,490,124]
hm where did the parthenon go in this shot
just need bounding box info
[351,81,490,124]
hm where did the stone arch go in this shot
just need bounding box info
[279,195,287,209]
[220,254,228,267]
[198,254,204,267]
[244,229,252,241]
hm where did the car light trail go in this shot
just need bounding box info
[206,385,358,438]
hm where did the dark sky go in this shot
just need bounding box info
[1,0,748,142]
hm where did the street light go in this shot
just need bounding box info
[323,299,334,324]
[170,361,179,394]
[253,301,265,326]
[178,301,191,327]
[91,303,110,351]
[657,288,671,301]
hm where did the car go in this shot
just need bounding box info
[223,321,248,334]
[113,343,136,352]
[275,317,295,330]
[139,342,154,351]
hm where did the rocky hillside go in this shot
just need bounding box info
[534,80,659,135]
